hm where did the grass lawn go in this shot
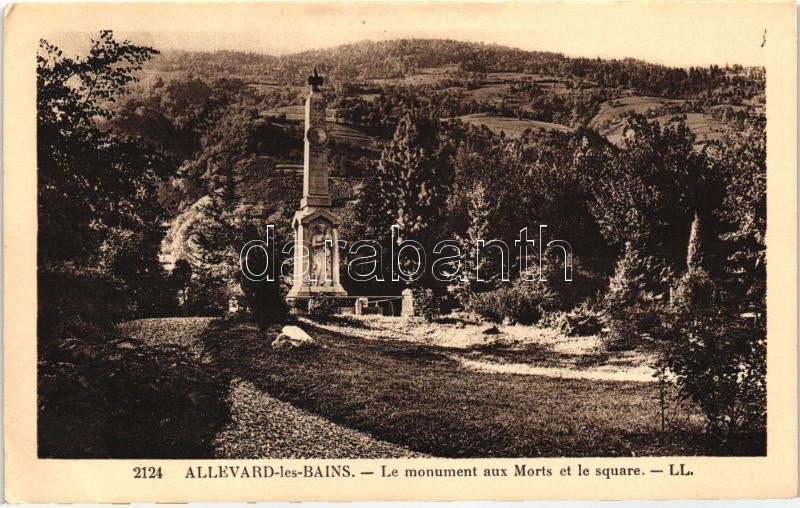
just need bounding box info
[201,319,762,457]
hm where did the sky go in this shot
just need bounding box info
[48,2,775,68]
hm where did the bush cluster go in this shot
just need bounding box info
[39,337,230,458]
[600,243,665,350]
[604,303,660,351]
[659,304,766,440]
[655,264,766,443]
[38,269,231,458]
[307,297,339,320]
[545,301,604,337]
[412,287,444,321]
[467,279,558,325]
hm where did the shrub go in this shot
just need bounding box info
[307,297,339,320]
[95,339,230,458]
[602,242,665,350]
[468,279,558,325]
[38,268,128,340]
[604,242,656,310]
[222,309,250,323]
[412,286,440,321]
[240,274,288,330]
[658,260,765,446]
[659,305,766,442]
[186,273,228,317]
[466,292,503,323]
[39,337,230,458]
[544,257,608,311]
[38,268,232,458]
[603,303,659,351]
[548,301,604,337]
[671,266,716,311]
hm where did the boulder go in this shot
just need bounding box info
[482,325,501,335]
[272,325,316,350]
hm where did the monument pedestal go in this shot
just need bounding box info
[286,208,347,298]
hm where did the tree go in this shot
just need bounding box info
[707,119,766,315]
[352,110,453,298]
[172,259,193,314]
[656,119,766,447]
[97,226,176,318]
[660,254,765,447]
[376,111,452,245]
[605,242,654,310]
[578,115,706,273]
[602,242,663,350]
[361,110,454,313]
[452,182,494,305]
[37,31,164,265]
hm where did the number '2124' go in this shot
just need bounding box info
[133,466,163,479]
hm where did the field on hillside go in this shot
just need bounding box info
[589,96,725,146]
[456,113,574,138]
[264,105,337,122]
[366,65,461,86]
[141,47,748,152]
[464,83,510,102]
[656,112,726,143]
[364,67,571,102]
[589,96,686,129]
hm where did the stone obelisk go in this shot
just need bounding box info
[286,68,347,299]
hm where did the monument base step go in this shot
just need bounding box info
[286,285,348,299]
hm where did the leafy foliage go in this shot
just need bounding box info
[602,242,663,350]
[38,270,230,458]
[546,301,604,337]
[707,119,766,315]
[37,31,165,264]
[659,301,766,442]
[654,128,767,443]
[378,111,453,245]
[451,182,494,304]
[467,278,558,325]
[578,115,707,271]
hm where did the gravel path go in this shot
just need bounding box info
[121,317,422,458]
[214,378,426,459]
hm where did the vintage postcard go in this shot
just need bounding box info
[4,0,798,502]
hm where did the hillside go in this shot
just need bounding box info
[587,96,726,146]
[118,36,769,218]
[150,39,764,100]
[141,38,764,153]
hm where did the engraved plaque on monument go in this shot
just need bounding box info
[286,68,347,299]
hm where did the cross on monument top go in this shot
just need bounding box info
[307,66,324,91]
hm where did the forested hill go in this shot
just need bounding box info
[151,38,764,101]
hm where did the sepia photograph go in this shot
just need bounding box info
[35,10,769,461]
[5,1,797,502]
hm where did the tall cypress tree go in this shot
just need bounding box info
[376,111,451,248]
[453,182,494,304]
[352,110,452,310]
